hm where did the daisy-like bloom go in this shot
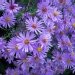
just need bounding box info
[29,55,45,68]
[7,37,22,58]
[40,63,54,75]
[6,68,22,75]
[26,17,44,34]
[5,0,21,13]
[0,12,16,28]
[0,0,7,10]
[16,32,36,52]
[37,0,51,19]
[33,42,47,58]
[2,48,14,63]
[45,22,55,35]
[62,16,71,30]
[71,18,75,29]
[53,0,72,8]
[62,53,75,69]
[16,53,30,71]
[50,7,62,22]
[58,35,73,51]
[39,32,52,48]
[52,51,63,63]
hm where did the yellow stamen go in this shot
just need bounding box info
[53,11,59,16]
[5,17,10,22]
[72,23,75,28]
[37,47,42,52]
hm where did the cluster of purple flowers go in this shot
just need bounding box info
[0,0,75,75]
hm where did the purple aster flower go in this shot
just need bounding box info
[26,16,44,34]
[7,37,22,58]
[37,0,51,19]
[29,55,45,69]
[62,53,75,69]
[6,68,22,75]
[52,51,63,63]
[53,0,72,8]
[16,32,36,52]
[62,16,71,30]
[2,48,14,63]
[0,12,16,28]
[44,22,55,35]
[40,66,54,75]
[71,18,75,30]
[0,0,7,10]
[5,0,21,13]
[38,32,52,48]
[50,7,62,22]
[32,42,47,58]
[58,35,73,51]
[16,53,30,71]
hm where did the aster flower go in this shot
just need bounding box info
[2,48,14,63]
[0,0,7,10]
[16,32,36,52]
[0,12,16,28]
[37,0,51,19]
[62,53,75,69]
[38,32,52,48]
[7,37,22,58]
[32,42,47,58]
[50,7,62,22]
[40,65,54,75]
[26,16,44,34]
[44,22,55,35]
[5,0,21,13]
[29,55,45,68]
[58,35,73,51]
[53,0,72,8]
[16,53,30,71]
[6,68,22,75]
[52,51,63,63]
[71,18,75,30]
[62,16,71,30]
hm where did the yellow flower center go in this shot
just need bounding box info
[5,17,11,22]
[53,11,59,16]
[37,47,42,52]
[24,39,30,45]
[72,23,75,27]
